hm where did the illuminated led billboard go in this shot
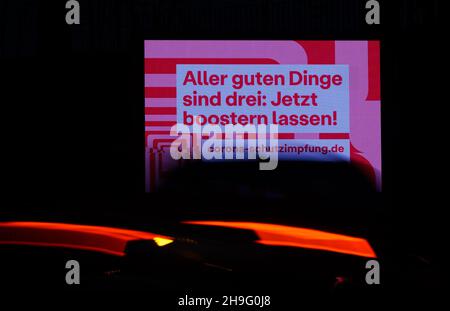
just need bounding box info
[145,41,381,191]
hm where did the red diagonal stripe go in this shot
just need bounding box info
[296,41,335,64]
[276,133,295,139]
[145,87,176,98]
[145,107,177,115]
[145,58,278,74]
[319,133,350,139]
[367,40,381,101]
[145,121,177,127]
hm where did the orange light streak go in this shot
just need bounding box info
[183,221,376,258]
[0,222,173,256]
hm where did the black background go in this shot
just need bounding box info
[0,0,446,294]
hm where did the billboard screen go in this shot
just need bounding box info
[144,41,381,191]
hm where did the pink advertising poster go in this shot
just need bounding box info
[144,41,381,191]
